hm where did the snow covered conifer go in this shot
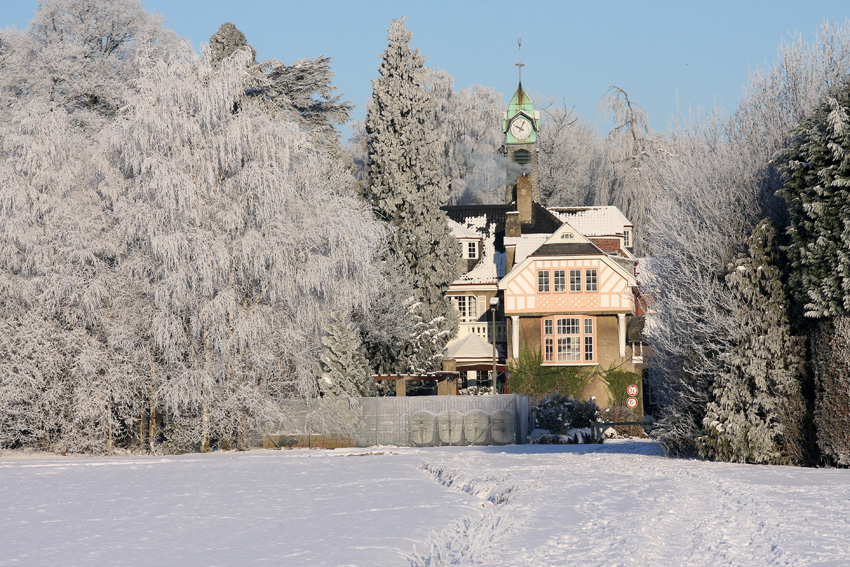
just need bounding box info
[776,78,850,318]
[812,317,850,466]
[318,314,375,398]
[699,221,807,465]
[364,18,460,370]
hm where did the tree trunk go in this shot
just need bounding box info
[201,400,211,453]
[148,379,157,453]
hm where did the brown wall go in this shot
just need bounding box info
[507,313,642,406]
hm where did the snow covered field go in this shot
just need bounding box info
[2,440,849,566]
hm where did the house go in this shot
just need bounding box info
[441,80,645,405]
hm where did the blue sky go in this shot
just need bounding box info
[4,1,850,138]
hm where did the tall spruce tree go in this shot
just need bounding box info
[699,221,807,465]
[776,79,850,318]
[364,18,459,370]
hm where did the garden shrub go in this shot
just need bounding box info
[533,393,599,435]
[508,348,591,398]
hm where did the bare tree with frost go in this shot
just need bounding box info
[423,68,506,205]
[0,0,182,124]
[112,47,385,450]
[363,18,460,371]
[0,95,144,453]
[597,86,653,254]
[537,102,604,207]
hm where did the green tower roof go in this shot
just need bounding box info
[507,82,534,117]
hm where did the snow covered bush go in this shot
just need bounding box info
[533,394,598,435]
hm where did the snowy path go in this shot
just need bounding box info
[413,441,850,566]
[2,442,850,566]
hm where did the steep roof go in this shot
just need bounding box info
[549,206,632,236]
[447,218,481,239]
[530,242,604,257]
[442,201,563,237]
[444,333,496,360]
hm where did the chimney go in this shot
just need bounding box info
[505,211,521,237]
[516,175,532,222]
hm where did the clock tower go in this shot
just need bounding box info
[503,43,541,204]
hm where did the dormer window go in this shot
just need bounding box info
[624,229,632,248]
[467,241,478,259]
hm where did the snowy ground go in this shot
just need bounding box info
[2,441,849,566]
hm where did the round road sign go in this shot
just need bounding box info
[627,384,639,397]
[626,397,638,409]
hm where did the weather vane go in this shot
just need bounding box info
[516,37,525,84]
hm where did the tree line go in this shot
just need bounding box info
[4,1,850,466]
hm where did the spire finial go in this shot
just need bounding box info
[515,37,525,84]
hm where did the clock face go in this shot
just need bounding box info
[510,117,532,140]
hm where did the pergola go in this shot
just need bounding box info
[373,372,461,396]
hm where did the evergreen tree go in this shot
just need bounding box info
[364,18,459,371]
[699,221,807,465]
[318,314,375,398]
[208,22,352,145]
[812,316,850,466]
[776,78,850,318]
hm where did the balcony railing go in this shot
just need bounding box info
[457,321,507,343]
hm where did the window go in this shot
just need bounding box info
[538,270,550,292]
[542,316,596,364]
[585,269,598,292]
[554,270,566,292]
[570,269,582,292]
[544,338,554,362]
[467,241,478,259]
[453,295,478,322]
[624,230,631,248]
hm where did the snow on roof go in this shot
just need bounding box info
[454,221,501,285]
[444,332,495,360]
[504,234,550,267]
[549,206,632,237]
[447,218,481,239]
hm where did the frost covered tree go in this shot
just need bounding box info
[597,86,652,254]
[318,314,375,398]
[423,68,506,205]
[699,221,807,465]
[776,77,850,318]
[0,0,182,123]
[537,102,604,207]
[364,17,460,370]
[0,93,145,454]
[112,47,385,451]
[643,21,850,456]
[208,22,352,145]
[811,317,850,466]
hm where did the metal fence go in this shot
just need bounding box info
[261,395,531,448]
